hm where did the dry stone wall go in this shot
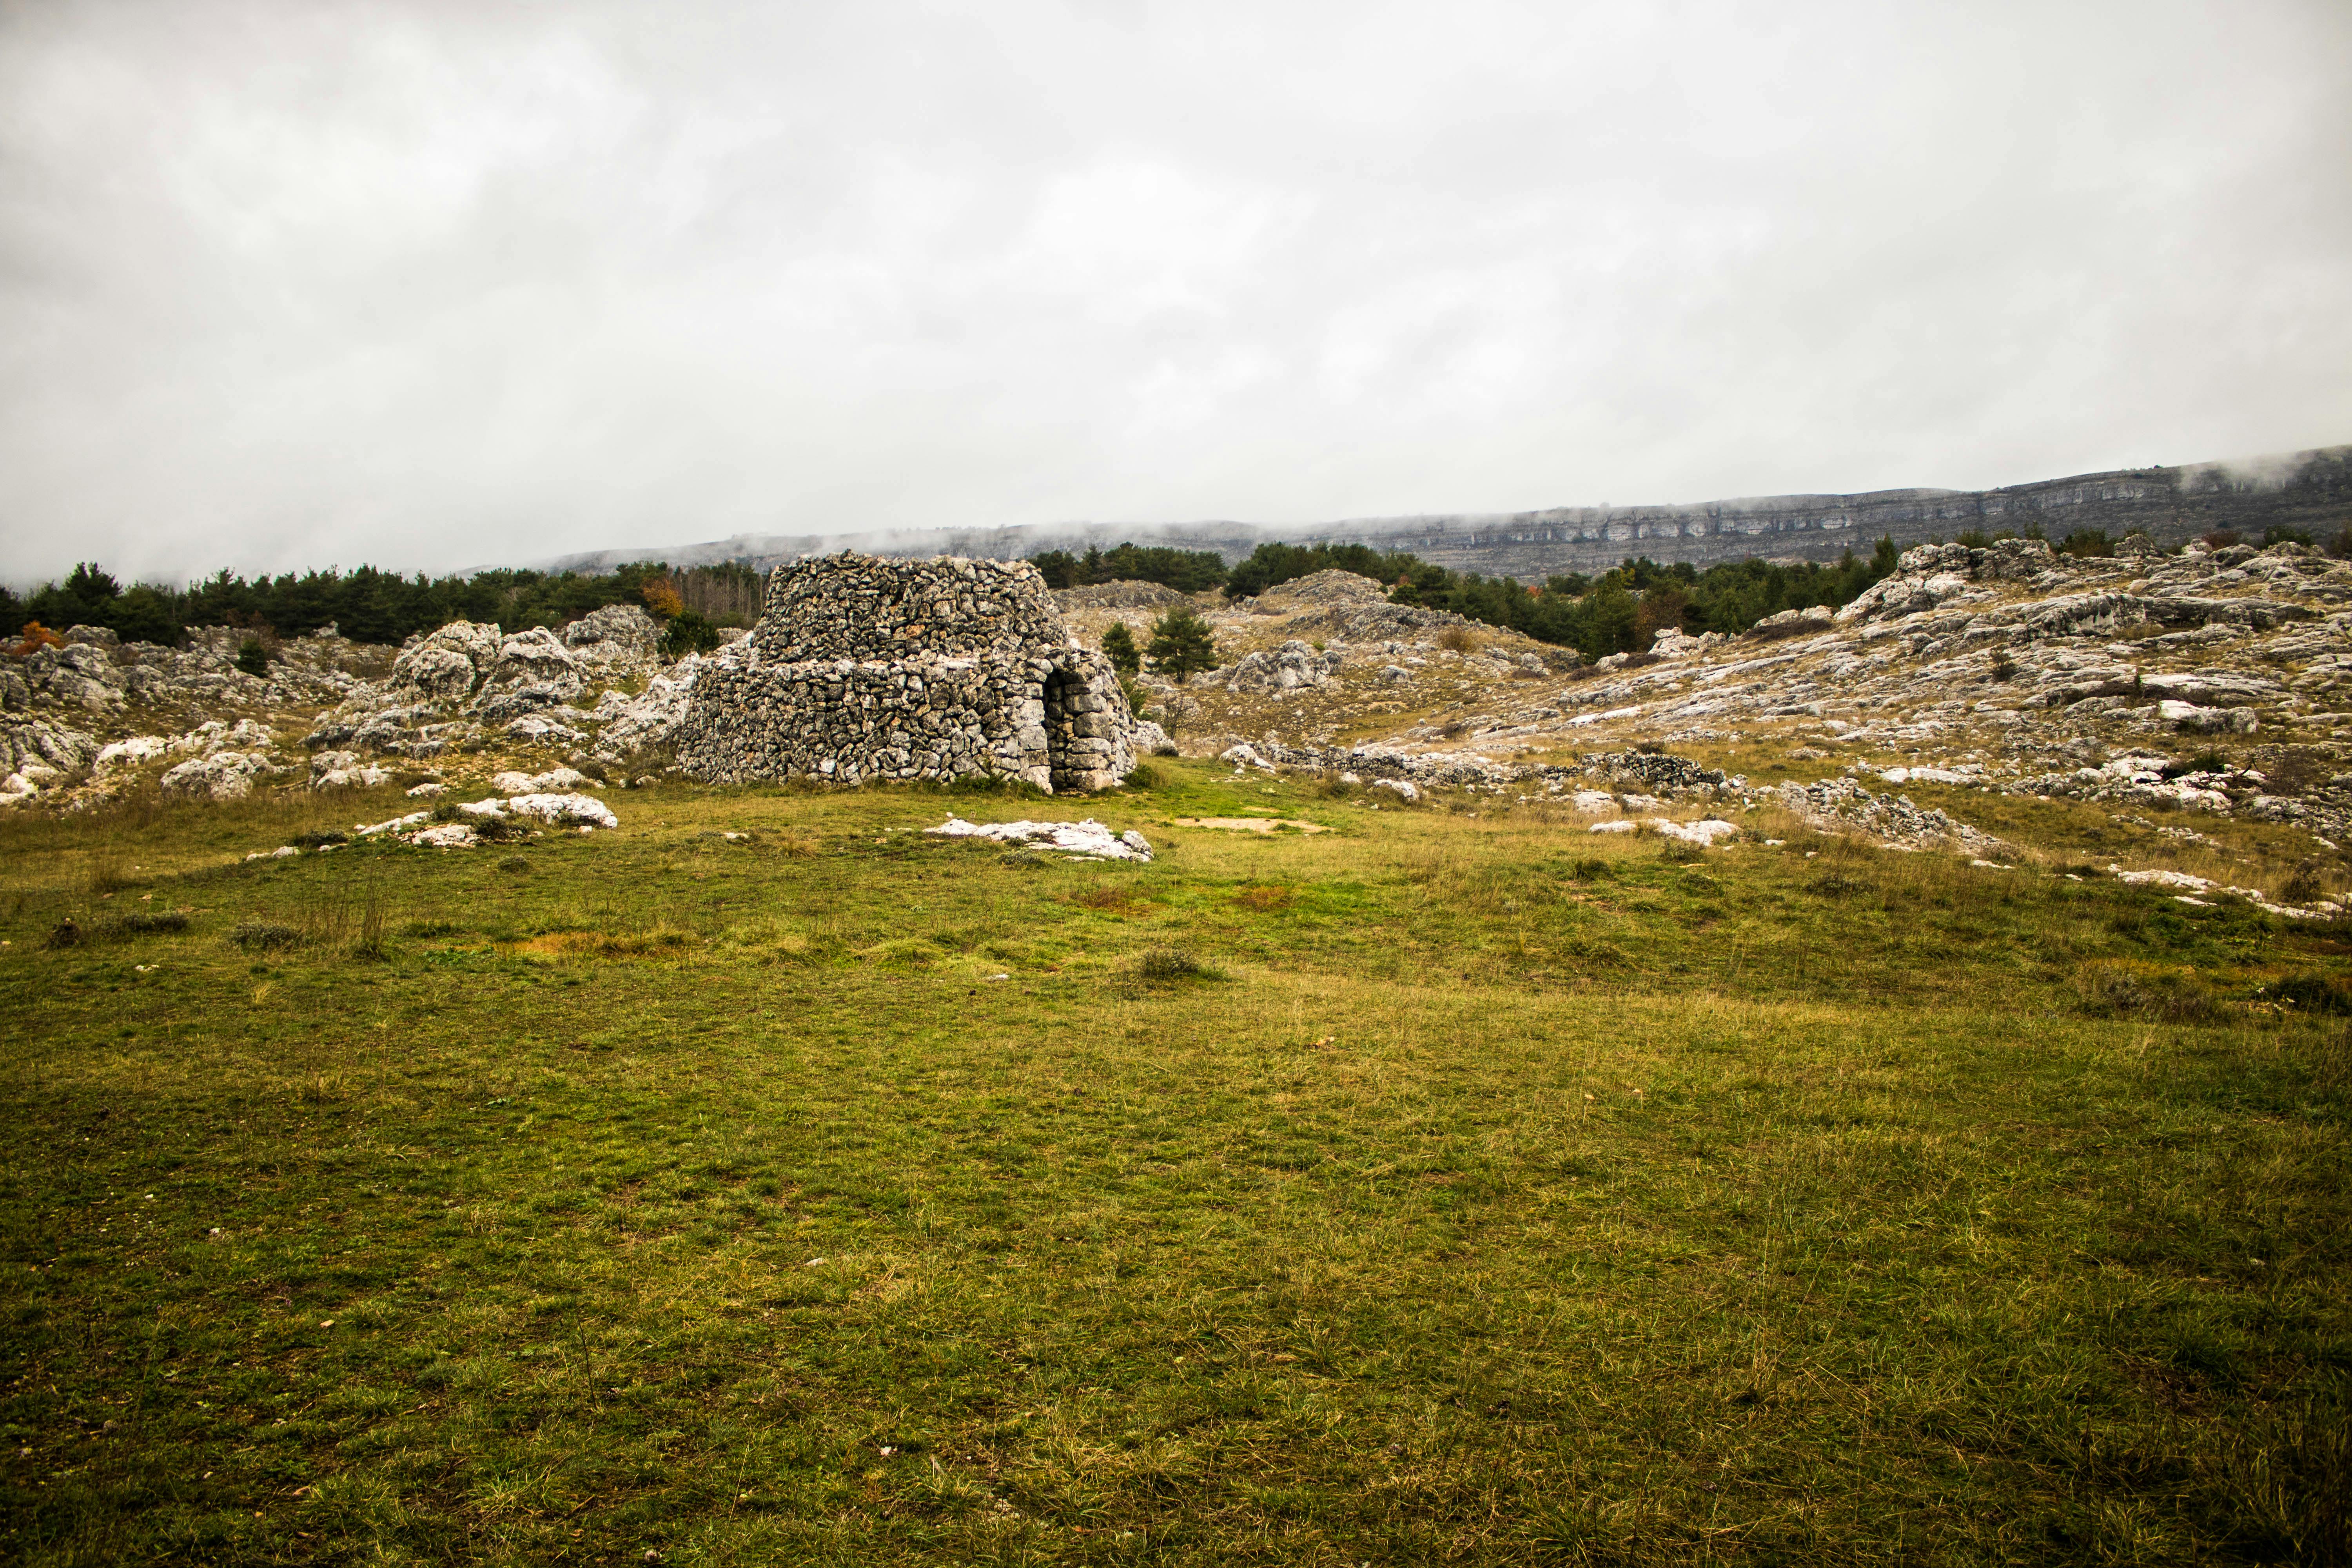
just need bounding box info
[674,553,1140,792]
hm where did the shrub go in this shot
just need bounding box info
[1137,947,1226,982]
[2074,959,2214,1022]
[109,911,189,936]
[2264,524,2314,548]
[229,919,300,952]
[2200,529,2242,549]
[1568,858,1610,880]
[1437,625,1482,655]
[235,639,270,679]
[1989,650,2016,682]
[498,855,530,873]
[2263,973,2352,1014]
[1122,762,1166,790]
[2059,529,2114,559]
[42,918,82,949]
[474,815,531,843]
[2281,859,2327,907]
[661,611,722,659]
[2161,751,2229,779]
[1659,841,1706,864]
[7,622,65,659]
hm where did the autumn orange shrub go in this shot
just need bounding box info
[6,622,64,659]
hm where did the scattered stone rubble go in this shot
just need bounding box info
[2106,865,2343,922]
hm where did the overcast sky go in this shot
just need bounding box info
[2,0,2348,585]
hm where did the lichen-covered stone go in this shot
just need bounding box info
[674,553,1141,793]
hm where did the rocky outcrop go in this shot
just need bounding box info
[386,622,503,702]
[1051,580,1193,611]
[1228,639,1341,694]
[1774,777,2013,858]
[562,603,662,678]
[160,750,283,802]
[674,553,1142,792]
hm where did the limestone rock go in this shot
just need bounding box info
[492,767,589,793]
[563,603,662,677]
[924,816,1153,861]
[1227,640,1341,694]
[94,735,170,772]
[310,750,391,789]
[388,622,501,701]
[2154,698,2257,734]
[490,628,584,696]
[1,720,99,778]
[161,750,281,802]
[1653,818,1740,846]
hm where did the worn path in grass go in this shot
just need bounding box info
[2,764,2347,1564]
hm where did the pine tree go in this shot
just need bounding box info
[1100,621,1141,676]
[1145,609,1218,680]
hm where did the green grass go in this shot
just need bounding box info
[1,763,2347,1564]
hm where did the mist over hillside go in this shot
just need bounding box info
[540,445,2352,583]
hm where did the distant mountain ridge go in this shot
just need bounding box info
[539,445,2352,584]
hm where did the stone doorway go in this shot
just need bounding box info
[1042,667,1083,793]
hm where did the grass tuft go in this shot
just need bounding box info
[227,917,300,951]
[1136,946,1227,981]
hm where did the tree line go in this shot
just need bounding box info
[45,516,2294,665]
[0,559,768,651]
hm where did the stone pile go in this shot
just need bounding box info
[673,554,1143,793]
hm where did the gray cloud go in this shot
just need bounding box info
[3,0,2348,584]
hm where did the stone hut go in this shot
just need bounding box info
[672,553,1140,792]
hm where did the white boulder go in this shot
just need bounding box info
[924,816,1152,861]
[161,751,281,802]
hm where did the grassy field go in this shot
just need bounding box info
[1,763,2346,1565]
